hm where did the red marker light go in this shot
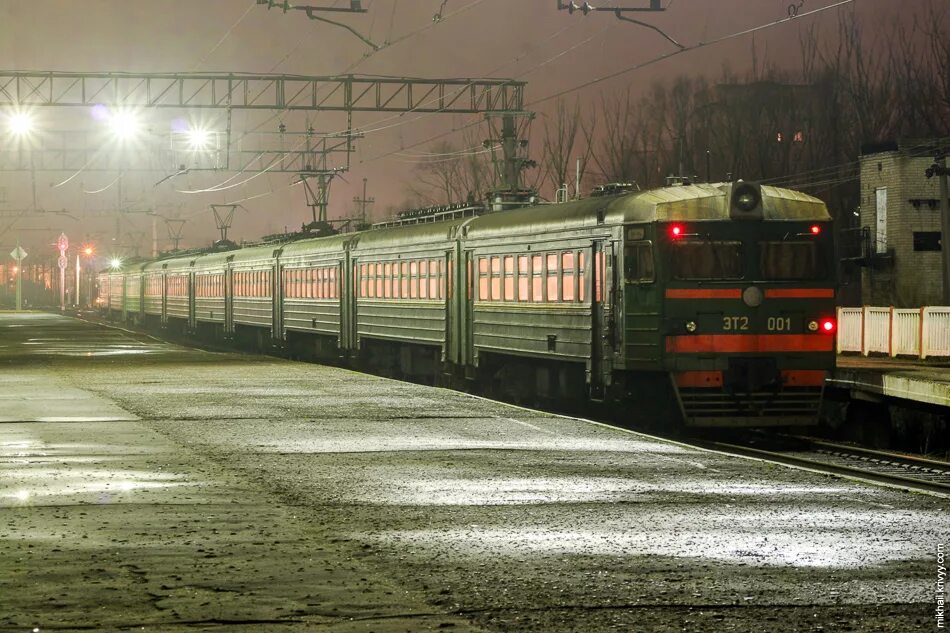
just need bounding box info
[810,225,821,235]
[820,318,835,333]
[670,224,684,238]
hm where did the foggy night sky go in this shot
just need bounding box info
[0,0,923,255]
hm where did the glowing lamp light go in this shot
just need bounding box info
[7,111,34,136]
[669,224,684,238]
[109,258,123,269]
[810,225,821,235]
[186,127,212,150]
[110,111,140,140]
[820,318,835,333]
[83,246,94,256]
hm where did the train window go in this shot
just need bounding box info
[486,256,498,301]
[759,241,825,280]
[531,255,543,302]
[330,267,337,299]
[420,261,429,299]
[517,255,529,302]
[624,242,655,283]
[382,263,391,298]
[671,241,742,280]
[546,253,559,302]
[595,252,604,302]
[579,252,586,302]
[562,252,575,302]
[431,260,440,299]
[358,264,366,298]
[477,257,489,300]
[500,256,514,301]
[398,262,407,298]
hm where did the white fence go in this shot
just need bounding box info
[837,306,950,359]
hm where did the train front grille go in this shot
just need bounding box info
[678,386,823,427]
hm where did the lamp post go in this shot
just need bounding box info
[79,245,94,307]
[57,233,68,312]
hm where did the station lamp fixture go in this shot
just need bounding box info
[109,257,123,269]
[83,245,94,256]
[186,127,212,150]
[6,111,34,136]
[110,111,141,140]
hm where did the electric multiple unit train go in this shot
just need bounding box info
[98,181,837,429]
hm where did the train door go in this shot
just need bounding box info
[446,246,460,365]
[188,269,196,333]
[224,256,235,338]
[461,249,475,368]
[341,251,354,353]
[160,265,168,326]
[623,239,661,363]
[272,257,284,343]
[591,239,618,397]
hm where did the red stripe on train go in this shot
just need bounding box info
[763,288,835,298]
[665,288,742,299]
[666,334,834,353]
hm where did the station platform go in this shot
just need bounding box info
[832,355,950,408]
[1,312,946,632]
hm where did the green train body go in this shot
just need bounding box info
[97,181,836,429]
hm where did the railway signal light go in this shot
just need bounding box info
[669,224,684,238]
[810,225,821,235]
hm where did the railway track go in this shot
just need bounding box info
[698,435,950,496]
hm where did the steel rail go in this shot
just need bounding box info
[702,439,950,496]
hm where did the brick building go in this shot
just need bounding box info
[850,141,945,307]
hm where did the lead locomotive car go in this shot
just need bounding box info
[98,181,837,430]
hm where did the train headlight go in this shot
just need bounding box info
[685,320,697,333]
[820,318,836,333]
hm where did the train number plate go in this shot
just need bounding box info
[722,316,749,331]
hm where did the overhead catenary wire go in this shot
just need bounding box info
[362,0,855,165]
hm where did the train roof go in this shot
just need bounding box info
[104,182,830,272]
[464,182,829,241]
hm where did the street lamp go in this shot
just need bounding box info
[109,257,122,270]
[110,111,140,140]
[76,244,95,308]
[6,111,34,136]
[186,127,212,150]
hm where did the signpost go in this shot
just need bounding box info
[10,244,26,311]
[57,233,68,312]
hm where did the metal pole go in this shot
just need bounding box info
[59,257,65,311]
[75,253,81,308]
[575,158,581,200]
[14,246,21,312]
[501,114,519,191]
[938,153,950,304]
[361,177,367,224]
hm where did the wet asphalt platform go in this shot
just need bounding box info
[0,312,946,632]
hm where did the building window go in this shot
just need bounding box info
[913,232,942,252]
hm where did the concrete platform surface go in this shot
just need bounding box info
[1,312,947,632]
[833,356,950,407]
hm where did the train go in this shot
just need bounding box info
[97,180,837,431]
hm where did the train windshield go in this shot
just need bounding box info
[670,241,743,280]
[759,241,825,280]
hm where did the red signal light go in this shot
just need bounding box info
[670,224,684,238]
[820,318,835,333]
[810,225,821,235]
